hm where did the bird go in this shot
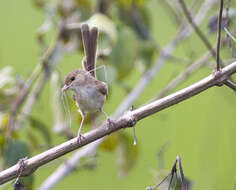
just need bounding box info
[62,24,111,142]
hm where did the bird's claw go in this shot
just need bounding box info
[106,118,115,130]
[77,133,85,143]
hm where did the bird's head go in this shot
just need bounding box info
[61,70,86,92]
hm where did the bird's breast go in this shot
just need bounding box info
[73,86,106,113]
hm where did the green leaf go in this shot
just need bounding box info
[3,141,34,190]
[0,113,9,131]
[31,0,46,8]
[18,175,34,190]
[100,133,119,151]
[27,131,40,149]
[116,132,139,176]
[3,141,30,167]
[138,40,156,69]
[118,5,151,40]
[109,26,139,80]
[115,0,147,9]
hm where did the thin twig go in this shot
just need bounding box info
[114,0,216,118]
[9,33,60,135]
[159,0,182,26]
[14,35,63,131]
[7,64,42,137]
[146,173,171,190]
[155,32,233,99]
[224,79,236,91]
[224,0,236,58]
[177,156,185,188]
[0,61,236,185]
[225,27,236,43]
[216,0,224,71]
[178,0,217,60]
[146,155,187,190]
[225,0,230,28]
[39,139,102,190]
[156,51,212,99]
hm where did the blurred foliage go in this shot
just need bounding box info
[28,116,52,147]
[109,25,139,80]
[0,0,236,189]
[14,181,26,190]
[100,133,119,151]
[208,8,236,33]
[3,141,34,190]
[0,67,20,111]
[116,132,139,176]
[101,132,139,176]
[0,0,152,184]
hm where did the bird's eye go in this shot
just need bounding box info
[70,77,75,81]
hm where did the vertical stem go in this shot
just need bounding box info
[216,0,224,71]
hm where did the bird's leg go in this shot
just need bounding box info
[77,111,86,142]
[100,108,114,129]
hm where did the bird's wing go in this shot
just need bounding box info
[94,81,108,95]
[81,24,98,78]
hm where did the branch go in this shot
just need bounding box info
[216,0,224,71]
[39,36,186,190]
[178,0,217,60]
[1,61,236,185]
[225,27,236,42]
[14,36,64,131]
[6,0,217,186]
[114,0,216,118]
[39,139,102,190]
[155,31,234,99]
[156,50,212,99]
[224,79,236,91]
[14,67,52,130]
[38,2,217,188]
[7,64,42,136]
[224,0,236,58]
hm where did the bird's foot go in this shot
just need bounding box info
[77,133,85,143]
[106,118,115,130]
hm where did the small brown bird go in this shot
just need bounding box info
[62,24,111,141]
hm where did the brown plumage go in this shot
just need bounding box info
[63,69,108,96]
[81,24,98,78]
[62,24,110,142]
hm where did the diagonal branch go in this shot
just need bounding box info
[224,79,236,91]
[155,30,235,100]
[0,61,236,185]
[178,0,217,59]
[113,0,217,119]
[39,139,103,190]
[14,36,64,131]
[156,50,212,99]
[37,1,217,188]
[5,0,217,187]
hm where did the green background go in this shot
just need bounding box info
[1,0,236,190]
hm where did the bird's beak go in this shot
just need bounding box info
[61,84,71,92]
